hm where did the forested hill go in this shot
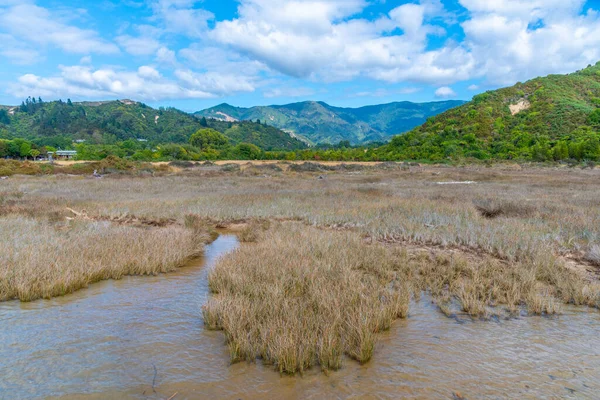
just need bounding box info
[194,100,465,145]
[0,99,307,151]
[383,62,600,161]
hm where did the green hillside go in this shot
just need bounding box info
[205,119,306,151]
[194,100,465,145]
[0,99,306,151]
[383,62,600,161]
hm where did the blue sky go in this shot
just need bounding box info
[1,0,599,111]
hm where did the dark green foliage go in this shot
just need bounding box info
[0,109,10,125]
[230,143,262,159]
[194,100,465,145]
[0,138,48,159]
[588,109,600,128]
[382,62,600,161]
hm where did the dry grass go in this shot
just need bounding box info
[2,162,600,373]
[203,223,410,374]
[0,216,209,302]
[202,222,600,374]
[586,245,600,266]
[2,164,600,305]
[237,219,270,242]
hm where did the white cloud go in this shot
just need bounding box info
[137,66,161,80]
[116,35,161,56]
[0,33,40,64]
[179,45,266,75]
[156,47,177,65]
[149,0,213,38]
[435,86,457,98]
[8,65,215,100]
[0,4,119,54]
[174,69,257,95]
[3,0,600,103]
[459,0,600,85]
[210,0,460,83]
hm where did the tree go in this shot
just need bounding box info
[232,143,262,159]
[19,142,32,159]
[0,109,9,125]
[200,117,208,127]
[189,128,229,150]
[29,149,41,160]
[552,141,569,161]
[0,140,7,157]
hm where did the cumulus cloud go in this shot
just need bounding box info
[208,0,600,87]
[3,0,600,103]
[435,86,457,98]
[210,0,462,83]
[8,65,217,100]
[459,0,600,85]
[0,4,118,54]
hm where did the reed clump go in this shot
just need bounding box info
[203,223,600,374]
[203,223,411,374]
[237,219,270,242]
[0,216,210,302]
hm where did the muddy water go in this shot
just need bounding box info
[1,235,599,400]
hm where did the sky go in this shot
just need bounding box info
[1,0,600,111]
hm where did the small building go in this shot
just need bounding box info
[48,150,77,161]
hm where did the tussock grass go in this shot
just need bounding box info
[203,223,411,374]
[237,220,270,242]
[2,165,599,306]
[203,222,600,374]
[0,217,208,302]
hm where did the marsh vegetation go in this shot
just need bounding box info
[1,161,599,373]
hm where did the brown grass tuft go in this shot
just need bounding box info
[473,198,536,219]
[0,216,212,302]
[203,223,411,374]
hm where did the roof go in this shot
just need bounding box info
[49,150,77,155]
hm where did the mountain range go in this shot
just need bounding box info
[194,100,465,145]
[0,99,307,151]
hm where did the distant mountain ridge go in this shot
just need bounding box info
[194,100,465,145]
[0,99,307,151]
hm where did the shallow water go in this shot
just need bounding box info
[1,234,599,399]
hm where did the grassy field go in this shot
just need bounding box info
[1,161,599,371]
